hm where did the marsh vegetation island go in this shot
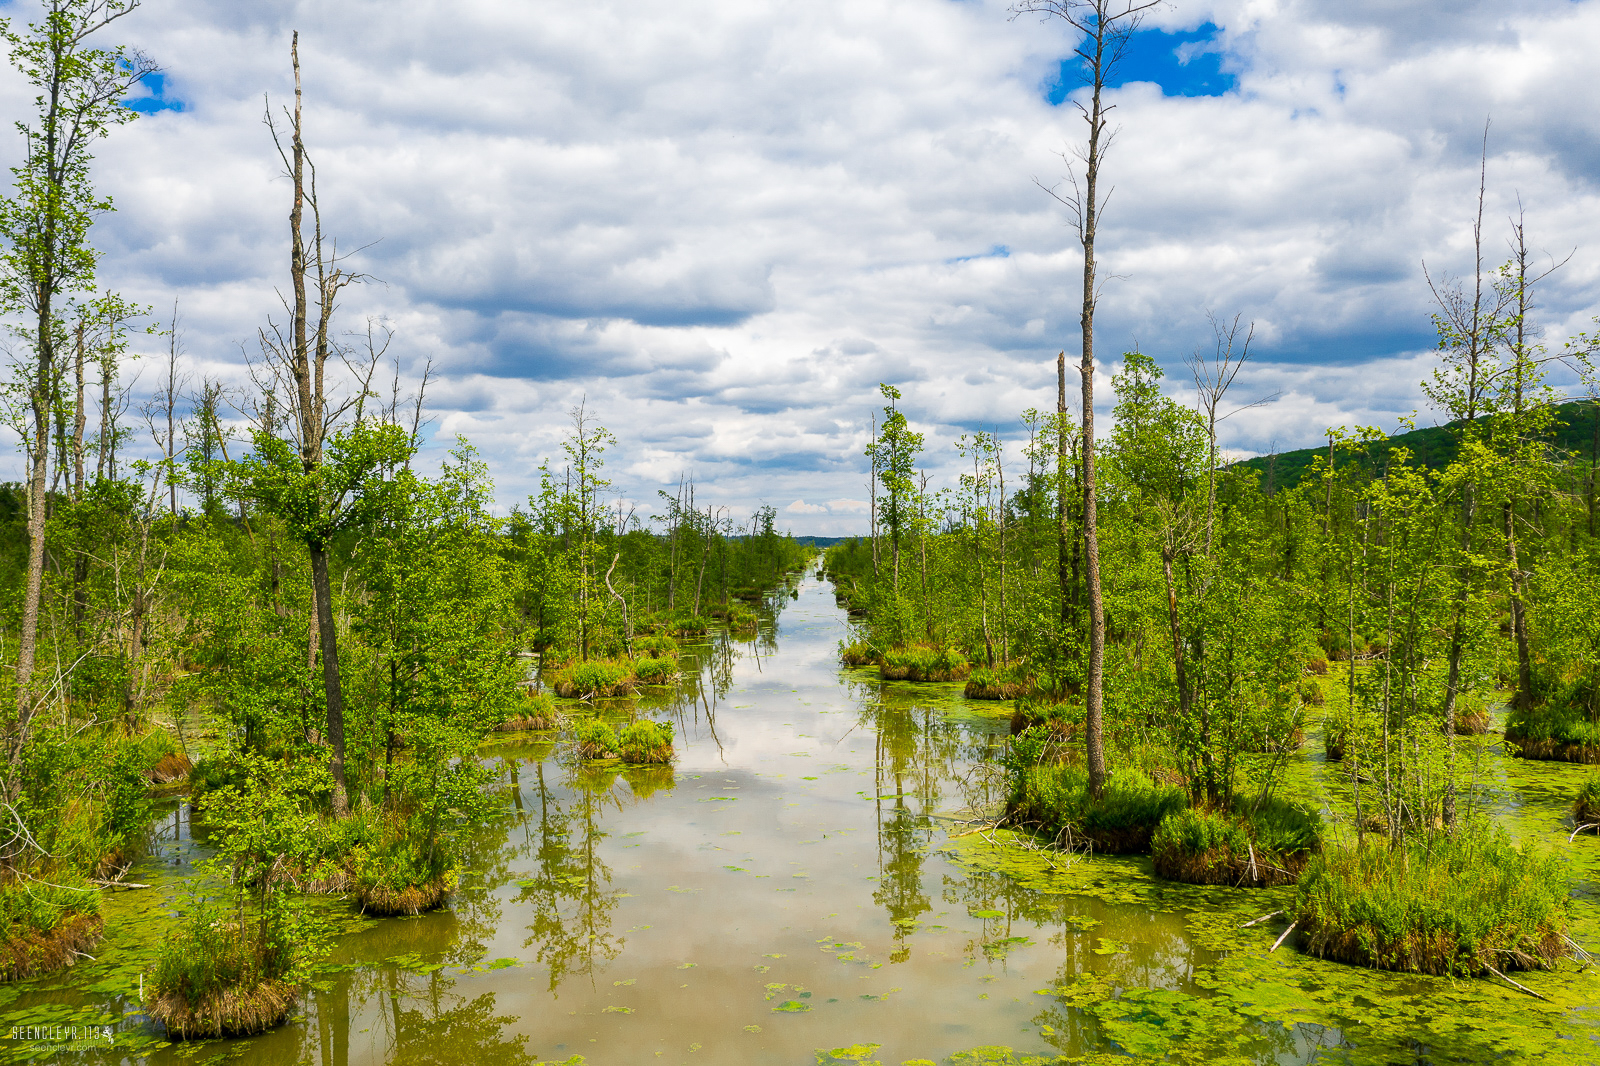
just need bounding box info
[0,1,1596,1064]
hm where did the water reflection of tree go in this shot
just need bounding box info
[516,757,625,992]
[864,694,978,961]
[299,964,536,1066]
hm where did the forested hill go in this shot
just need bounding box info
[1233,398,1600,490]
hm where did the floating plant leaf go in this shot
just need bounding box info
[772,1000,812,1013]
[971,909,1005,919]
[602,1005,633,1014]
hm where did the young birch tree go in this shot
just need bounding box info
[0,0,154,750]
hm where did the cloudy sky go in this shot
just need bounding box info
[2,0,1597,534]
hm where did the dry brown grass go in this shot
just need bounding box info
[0,912,104,983]
[964,677,1030,700]
[148,752,194,785]
[147,980,296,1039]
[356,873,456,917]
[496,712,559,732]
[1455,706,1492,735]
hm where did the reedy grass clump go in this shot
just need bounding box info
[618,720,675,765]
[1574,775,1600,830]
[497,691,560,731]
[552,659,637,698]
[839,641,879,667]
[0,882,102,983]
[1151,798,1322,887]
[1009,698,1076,741]
[575,720,620,761]
[1294,826,1570,977]
[575,719,675,764]
[632,633,679,659]
[1007,762,1186,854]
[632,656,679,684]
[1505,700,1600,762]
[147,898,300,1038]
[879,645,969,683]
[965,661,1034,700]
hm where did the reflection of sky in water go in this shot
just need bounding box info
[8,574,1597,1065]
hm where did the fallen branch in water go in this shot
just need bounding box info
[1570,823,1598,843]
[1270,921,1297,952]
[1483,962,1549,1001]
[90,879,150,889]
[1240,909,1284,929]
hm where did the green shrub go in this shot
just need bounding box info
[633,657,678,684]
[575,720,620,760]
[618,720,674,765]
[1295,826,1570,976]
[189,752,249,797]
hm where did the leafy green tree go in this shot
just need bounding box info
[0,0,155,772]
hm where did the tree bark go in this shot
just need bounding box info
[309,542,348,813]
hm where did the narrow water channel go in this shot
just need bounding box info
[3,570,1597,1065]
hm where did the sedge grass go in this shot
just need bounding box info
[1294,826,1569,977]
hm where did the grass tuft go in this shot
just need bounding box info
[498,692,560,731]
[1294,826,1570,976]
[552,659,637,699]
[879,645,970,683]
[1152,799,1321,887]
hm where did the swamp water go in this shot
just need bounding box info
[4,573,1600,1065]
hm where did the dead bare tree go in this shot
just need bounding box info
[1012,0,1162,797]
[254,32,374,816]
[1185,312,1278,559]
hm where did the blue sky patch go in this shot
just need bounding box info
[123,71,183,114]
[1048,23,1234,103]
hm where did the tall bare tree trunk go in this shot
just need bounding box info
[1017,0,1157,803]
[283,33,351,815]
[71,322,88,649]
[1056,351,1071,632]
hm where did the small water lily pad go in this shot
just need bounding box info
[772,1000,812,1013]
[603,1005,633,1014]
